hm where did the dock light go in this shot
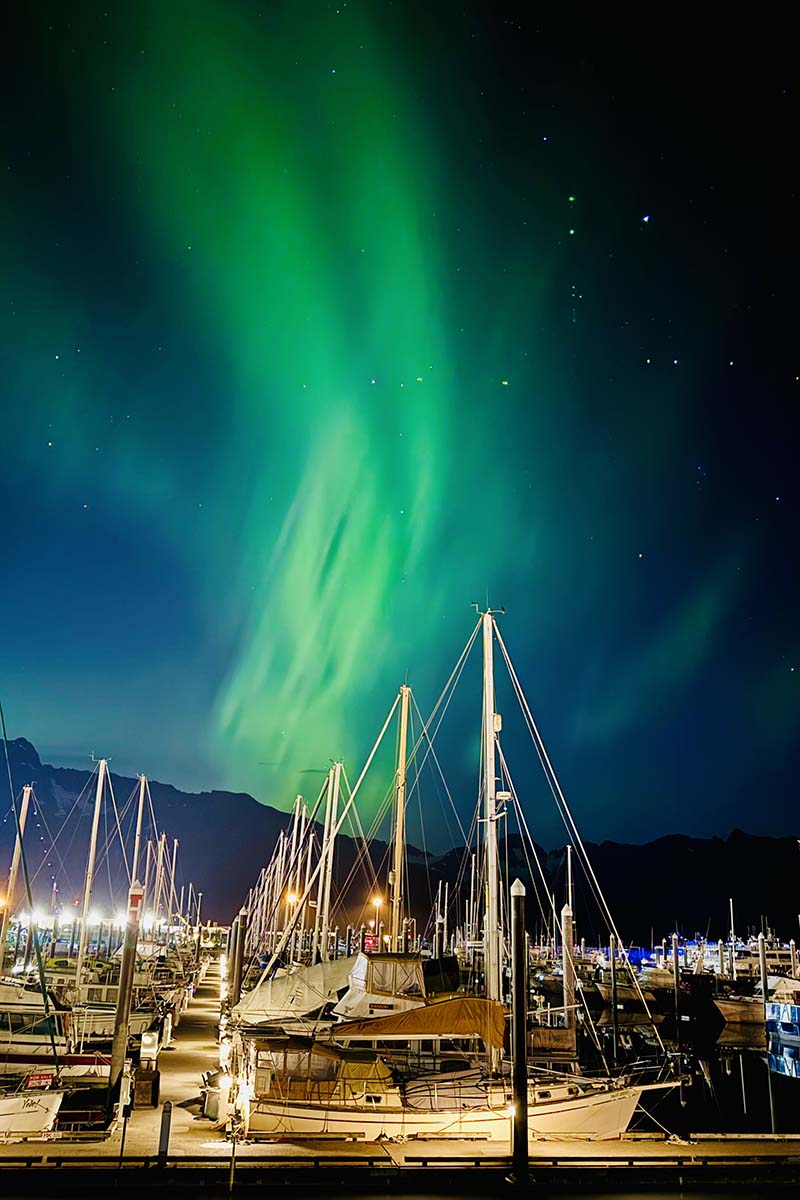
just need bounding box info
[32,911,49,927]
[506,1104,516,1117]
[114,911,127,927]
[140,1029,159,1066]
[287,892,298,905]
[88,910,105,925]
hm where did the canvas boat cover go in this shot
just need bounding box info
[332,995,506,1049]
[233,955,358,1024]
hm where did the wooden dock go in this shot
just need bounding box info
[2,958,799,1192]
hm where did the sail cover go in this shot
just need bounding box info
[233,955,358,1024]
[332,996,507,1049]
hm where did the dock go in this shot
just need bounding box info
[2,958,800,1192]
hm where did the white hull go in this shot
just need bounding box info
[0,1089,64,1140]
[247,1085,642,1141]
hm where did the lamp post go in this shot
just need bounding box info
[372,896,382,947]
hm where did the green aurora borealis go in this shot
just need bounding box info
[1,3,797,846]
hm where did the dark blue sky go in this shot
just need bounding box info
[1,3,797,851]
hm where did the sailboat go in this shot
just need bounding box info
[0,775,67,1137]
[228,610,678,1140]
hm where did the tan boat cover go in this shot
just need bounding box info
[332,996,506,1049]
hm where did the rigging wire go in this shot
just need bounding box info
[493,619,665,1051]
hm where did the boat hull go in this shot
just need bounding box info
[246,1086,642,1141]
[0,1089,64,1140]
[715,998,763,1025]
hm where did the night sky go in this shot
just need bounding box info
[1,4,797,852]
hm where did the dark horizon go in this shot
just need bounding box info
[3,733,799,940]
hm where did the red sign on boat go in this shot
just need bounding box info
[26,1071,55,1089]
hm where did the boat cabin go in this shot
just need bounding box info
[240,1033,396,1107]
[332,952,426,1020]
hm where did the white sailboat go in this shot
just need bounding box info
[0,1087,64,1141]
[228,611,678,1140]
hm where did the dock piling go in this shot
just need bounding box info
[509,878,528,1185]
[158,1100,172,1167]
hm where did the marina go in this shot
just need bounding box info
[1,613,799,1191]
[1,959,800,1191]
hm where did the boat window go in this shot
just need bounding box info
[364,1094,383,1105]
[29,1016,57,1037]
[395,961,423,995]
[536,1090,551,1100]
[371,961,395,994]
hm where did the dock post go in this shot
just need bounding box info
[671,932,681,1052]
[227,916,240,999]
[758,932,777,1133]
[672,932,687,1109]
[158,1100,172,1166]
[609,932,619,1064]
[562,901,575,1029]
[509,878,528,1184]
[107,881,144,1113]
[231,907,248,1005]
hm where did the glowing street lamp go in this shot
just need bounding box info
[371,896,383,948]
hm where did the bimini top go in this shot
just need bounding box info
[331,995,506,1049]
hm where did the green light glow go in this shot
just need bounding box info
[104,2,528,782]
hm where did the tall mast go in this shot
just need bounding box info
[318,761,341,962]
[169,837,179,926]
[131,775,146,885]
[142,840,153,920]
[153,832,166,935]
[0,784,32,953]
[482,612,502,1003]
[390,684,411,949]
[76,758,107,986]
[286,795,302,927]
